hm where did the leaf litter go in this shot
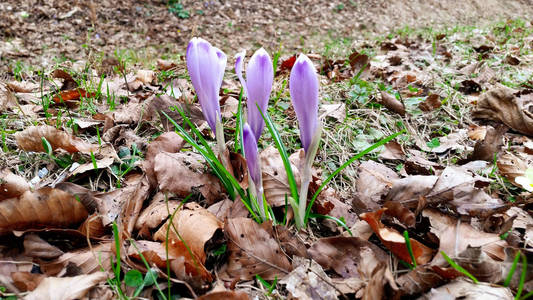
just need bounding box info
[0,9,533,300]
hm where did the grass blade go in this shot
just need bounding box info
[505,251,521,287]
[403,230,417,269]
[441,251,479,284]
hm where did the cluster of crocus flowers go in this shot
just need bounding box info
[186,37,321,227]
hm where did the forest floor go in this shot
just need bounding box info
[1,0,533,299]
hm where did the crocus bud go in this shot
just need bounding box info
[289,54,319,153]
[235,48,273,140]
[242,123,261,188]
[186,37,227,133]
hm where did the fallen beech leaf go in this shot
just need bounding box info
[418,94,441,112]
[15,125,96,154]
[378,141,405,160]
[383,201,415,227]
[378,91,405,116]
[384,175,437,208]
[307,237,389,278]
[279,256,337,300]
[423,209,507,263]
[6,81,39,93]
[154,151,224,203]
[23,233,63,259]
[468,124,487,141]
[78,213,106,238]
[136,69,155,84]
[420,279,513,300]
[473,87,533,136]
[11,272,44,292]
[143,131,185,187]
[319,103,345,121]
[465,125,507,162]
[225,218,291,280]
[135,194,180,238]
[0,188,88,235]
[128,240,212,284]
[446,246,503,283]
[153,202,223,264]
[24,272,108,300]
[354,160,399,213]
[40,243,113,276]
[52,88,94,104]
[360,208,434,265]
[197,290,250,300]
[0,169,30,200]
[396,266,445,295]
[279,55,297,72]
[260,146,301,207]
[157,59,177,71]
[497,152,529,187]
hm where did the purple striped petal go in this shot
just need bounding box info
[186,37,226,133]
[243,123,261,186]
[246,48,273,140]
[289,54,319,152]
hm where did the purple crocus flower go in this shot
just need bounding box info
[235,48,273,140]
[289,54,319,153]
[186,37,227,133]
[242,123,261,188]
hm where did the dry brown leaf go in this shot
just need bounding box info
[153,202,223,264]
[154,151,223,204]
[354,160,399,213]
[24,271,108,300]
[468,124,487,141]
[319,103,345,121]
[379,141,405,160]
[135,194,180,238]
[225,218,291,280]
[6,81,39,93]
[0,169,30,200]
[279,256,337,300]
[497,152,529,187]
[420,279,513,300]
[78,213,106,238]
[15,125,96,154]
[128,240,212,284]
[23,233,63,259]
[260,146,301,207]
[136,69,155,84]
[383,201,415,227]
[465,124,507,162]
[144,132,186,187]
[360,208,434,265]
[307,237,389,279]
[40,243,113,276]
[11,272,44,292]
[418,94,441,112]
[197,290,250,300]
[423,209,508,264]
[0,187,88,235]
[396,266,444,296]
[473,87,533,136]
[378,91,405,116]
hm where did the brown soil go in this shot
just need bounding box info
[1,0,532,71]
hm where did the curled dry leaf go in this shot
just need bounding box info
[23,233,63,259]
[154,151,223,204]
[225,218,291,280]
[260,146,301,207]
[423,209,508,264]
[354,160,399,213]
[135,194,180,238]
[197,290,250,300]
[420,279,513,300]
[360,208,434,265]
[153,202,223,265]
[279,256,337,300]
[396,266,444,296]
[40,243,113,276]
[24,271,108,300]
[15,125,96,154]
[378,141,405,160]
[0,188,88,235]
[468,124,487,141]
[0,169,30,200]
[143,131,185,188]
[473,87,533,136]
[418,94,441,112]
[11,272,44,292]
[78,213,106,238]
[52,88,95,104]
[383,201,415,227]
[307,237,390,279]
[497,152,529,187]
[136,69,155,85]
[128,240,212,284]
[378,91,405,116]
[465,124,507,162]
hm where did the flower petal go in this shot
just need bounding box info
[246,48,274,140]
[234,50,248,97]
[289,54,319,152]
[243,123,261,186]
[186,38,225,133]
